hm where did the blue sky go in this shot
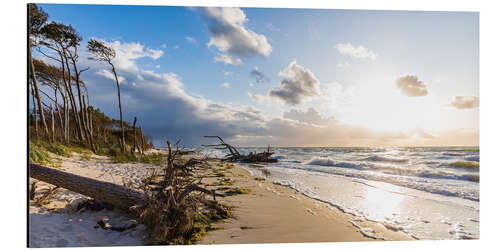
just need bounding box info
[35,4,479,147]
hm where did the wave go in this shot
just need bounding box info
[442,161,480,170]
[362,155,409,163]
[305,157,370,170]
[465,156,479,162]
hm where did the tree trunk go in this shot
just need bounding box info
[29,163,145,211]
[138,126,145,155]
[54,87,64,140]
[50,104,55,142]
[29,48,49,135]
[61,52,84,142]
[110,64,125,152]
[81,94,96,152]
[70,55,92,149]
[132,117,137,154]
[63,94,69,143]
[30,81,38,138]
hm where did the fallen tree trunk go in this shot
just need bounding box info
[29,163,145,212]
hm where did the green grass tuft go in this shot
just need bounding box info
[29,141,52,164]
[80,153,91,161]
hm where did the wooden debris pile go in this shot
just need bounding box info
[202,136,277,163]
[29,140,229,245]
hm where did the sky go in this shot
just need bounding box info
[34,4,479,147]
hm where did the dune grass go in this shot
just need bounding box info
[29,141,52,164]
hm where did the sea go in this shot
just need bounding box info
[201,146,479,240]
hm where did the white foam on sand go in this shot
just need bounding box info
[241,164,479,240]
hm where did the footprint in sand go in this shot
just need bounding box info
[305,208,316,215]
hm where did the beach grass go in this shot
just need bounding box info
[110,152,166,166]
[29,141,52,165]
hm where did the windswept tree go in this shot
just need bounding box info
[33,59,67,142]
[87,39,126,152]
[28,3,49,135]
[39,21,96,152]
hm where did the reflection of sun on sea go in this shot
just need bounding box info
[359,183,406,222]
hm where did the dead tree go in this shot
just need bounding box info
[29,140,228,244]
[29,163,145,211]
[203,136,277,163]
[132,117,137,154]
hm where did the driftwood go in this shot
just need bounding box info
[29,141,229,244]
[29,163,145,211]
[203,136,277,163]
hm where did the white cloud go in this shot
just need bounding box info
[93,39,165,72]
[160,44,167,49]
[268,61,320,105]
[283,108,336,126]
[97,69,125,83]
[202,7,272,63]
[335,43,377,60]
[185,36,197,44]
[221,82,231,88]
[223,71,232,76]
[336,61,350,68]
[395,75,428,97]
[214,54,243,66]
[449,96,479,109]
[147,48,163,60]
[248,92,271,104]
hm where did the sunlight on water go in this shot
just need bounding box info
[359,184,405,222]
[211,146,480,240]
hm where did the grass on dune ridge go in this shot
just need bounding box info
[29,139,165,166]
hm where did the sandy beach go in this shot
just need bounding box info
[28,149,415,247]
[198,161,414,244]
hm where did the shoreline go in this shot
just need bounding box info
[28,149,414,247]
[198,160,414,244]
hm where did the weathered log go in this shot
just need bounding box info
[29,163,145,212]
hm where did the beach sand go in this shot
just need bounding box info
[198,161,414,244]
[28,150,413,247]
